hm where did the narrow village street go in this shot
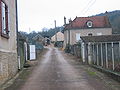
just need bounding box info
[4,47,119,90]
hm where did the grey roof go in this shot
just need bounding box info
[32,34,44,40]
[81,35,120,43]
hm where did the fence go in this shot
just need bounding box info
[70,44,82,58]
[69,42,120,72]
[90,42,120,72]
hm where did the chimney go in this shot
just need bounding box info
[64,16,66,26]
[105,11,109,16]
[69,18,72,23]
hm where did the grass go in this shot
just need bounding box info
[87,68,97,76]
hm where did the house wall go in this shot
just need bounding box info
[64,30,69,47]
[51,32,64,42]
[0,0,18,85]
[64,28,112,46]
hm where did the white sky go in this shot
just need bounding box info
[18,0,120,33]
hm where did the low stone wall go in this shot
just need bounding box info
[0,51,18,86]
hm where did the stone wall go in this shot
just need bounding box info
[0,51,18,86]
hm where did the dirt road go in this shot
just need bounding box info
[5,47,118,90]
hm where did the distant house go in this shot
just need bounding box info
[51,31,64,47]
[63,16,112,47]
[33,34,44,44]
[0,0,18,85]
[51,32,64,42]
[32,34,44,49]
[32,34,44,57]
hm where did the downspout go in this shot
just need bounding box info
[68,19,72,45]
[15,0,20,70]
[68,29,70,45]
[15,0,18,54]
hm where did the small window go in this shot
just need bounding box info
[87,21,93,28]
[97,33,102,36]
[76,33,81,41]
[88,33,93,36]
[0,1,9,38]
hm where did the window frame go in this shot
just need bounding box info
[87,20,93,28]
[0,0,9,39]
[76,33,81,42]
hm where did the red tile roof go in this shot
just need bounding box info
[64,16,111,30]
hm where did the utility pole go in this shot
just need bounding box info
[54,20,57,42]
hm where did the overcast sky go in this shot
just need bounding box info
[18,0,120,33]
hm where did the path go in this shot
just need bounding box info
[5,47,116,90]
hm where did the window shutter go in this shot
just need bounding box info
[0,1,9,38]
[5,6,8,34]
[0,0,2,34]
[1,1,6,34]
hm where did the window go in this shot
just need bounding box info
[88,33,93,36]
[87,21,93,28]
[76,33,81,41]
[97,32,102,36]
[0,1,9,38]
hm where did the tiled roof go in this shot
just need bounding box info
[64,16,111,30]
[81,35,120,43]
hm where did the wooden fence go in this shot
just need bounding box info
[69,42,120,72]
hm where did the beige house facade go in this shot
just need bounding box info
[0,0,18,85]
[64,16,112,47]
[51,32,64,42]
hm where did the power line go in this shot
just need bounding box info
[82,0,96,16]
[81,0,94,13]
[79,0,96,16]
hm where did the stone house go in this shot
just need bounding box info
[51,31,64,42]
[32,34,44,46]
[0,0,18,85]
[51,31,64,47]
[63,16,112,47]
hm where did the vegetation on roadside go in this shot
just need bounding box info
[87,68,97,76]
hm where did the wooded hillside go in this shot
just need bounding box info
[96,10,120,34]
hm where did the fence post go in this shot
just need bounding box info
[97,44,99,66]
[111,42,115,70]
[73,45,75,55]
[118,42,120,68]
[105,43,108,68]
[82,43,85,62]
[101,43,103,67]
[93,43,95,64]
[88,42,92,64]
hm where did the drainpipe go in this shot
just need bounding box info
[68,18,72,45]
[15,0,18,54]
[15,0,20,69]
[68,29,70,45]
[54,20,57,42]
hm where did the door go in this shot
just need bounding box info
[30,45,36,60]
